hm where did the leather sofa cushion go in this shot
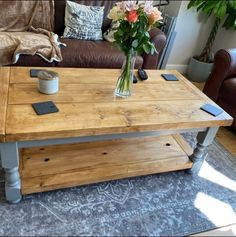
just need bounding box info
[219,78,236,107]
[57,38,143,68]
[13,55,55,67]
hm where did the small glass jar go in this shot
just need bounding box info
[37,70,59,94]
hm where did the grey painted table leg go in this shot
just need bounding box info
[0,142,21,203]
[187,126,219,175]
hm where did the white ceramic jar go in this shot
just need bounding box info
[37,70,59,94]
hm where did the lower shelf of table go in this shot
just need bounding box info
[20,134,193,195]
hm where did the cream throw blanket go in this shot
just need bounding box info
[0,0,64,66]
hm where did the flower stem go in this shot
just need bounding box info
[115,52,134,97]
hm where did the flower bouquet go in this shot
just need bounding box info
[108,1,163,97]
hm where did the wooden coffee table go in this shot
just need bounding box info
[0,67,233,203]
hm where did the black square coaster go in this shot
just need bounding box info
[32,101,59,115]
[200,103,223,117]
[161,74,179,81]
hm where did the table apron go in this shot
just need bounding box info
[17,127,208,148]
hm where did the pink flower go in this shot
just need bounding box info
[126,10,138,23]
[116,1,138,12]
[148,8,163,25]
[143,1,154,14]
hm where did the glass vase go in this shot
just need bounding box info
[115,51,136,97]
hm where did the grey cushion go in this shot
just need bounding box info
[63,0,104,40]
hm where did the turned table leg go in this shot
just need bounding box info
[187,126,219,175]
[0,142,21,203]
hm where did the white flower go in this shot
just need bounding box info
[108,6,125,21]
[125,1,139,11]
[116,2,126,11]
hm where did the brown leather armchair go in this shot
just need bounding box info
[203,49,236,129]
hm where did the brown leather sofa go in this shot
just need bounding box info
[203,49,236,130]
[14,0,166,69]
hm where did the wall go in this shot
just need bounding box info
[163,0,181,16]
[213,27,236,53]
[164,1,214,73]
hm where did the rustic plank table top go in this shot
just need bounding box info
[0,67,233,142]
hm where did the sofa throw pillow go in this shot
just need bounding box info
[63,1,104,41]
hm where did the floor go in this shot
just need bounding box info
[191,81,236,236]
[193,224,236,236]
[216,127,236,158]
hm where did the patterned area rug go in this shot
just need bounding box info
[0,133,236,236]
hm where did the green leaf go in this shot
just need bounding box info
[214,1,227,19]
[223,12,236,29]
[145,31,150,38]
[196,2,206,12]
[229,0,236,9]
[187,0,195,9]
[132,32,137,37]
[150,46,155,55]
[186,0,236,22]
[153,46,157,54]
[143,44,150,54]
[219,3,227,18]
[188,0,205,9]
[147,42,157,55]
[132,39,139,48]
[202,2,215,13]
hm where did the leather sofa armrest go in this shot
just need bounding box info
[142,28,166,69]
[203,49,236,101]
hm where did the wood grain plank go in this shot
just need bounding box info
[9,67,183,84]
[175,70,219,104]
[22,157,192,195]
[20,135,193,194]
[173,134,193,156]
[9,67,230,115]
[6,100,233,142]
[0,67,10,142]
[20,136,187,178]
[10,67,120,84]
[8,83,201,104]
[8,67,232,114]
